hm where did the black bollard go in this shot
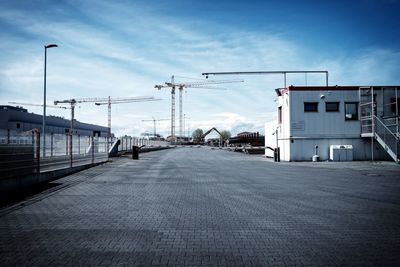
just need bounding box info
[132,146,139,160]
[274,147,281,162]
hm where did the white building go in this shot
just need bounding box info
[265,86,399,162]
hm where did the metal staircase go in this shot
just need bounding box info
[360,87,399,162]
[373,115,399,162]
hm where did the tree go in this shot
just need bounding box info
[220,130,231,140]
[192,128,204,143]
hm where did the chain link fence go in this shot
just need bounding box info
[0,130,109,179]
[114,136,169,152]
[1,130,171,180]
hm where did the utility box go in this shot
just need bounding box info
[330,145,353,161]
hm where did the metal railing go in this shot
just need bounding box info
[0,130,109,178]
[39,134,109,172]
[373,115,399,161]
[113,136,170,153]
[361,117,373,134]
[1,129,172,179]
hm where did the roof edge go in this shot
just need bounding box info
[288,86,400,91]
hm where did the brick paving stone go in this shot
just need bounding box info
[0,147,400,266]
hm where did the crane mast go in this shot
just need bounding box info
[141,117,169,137]
[93,96,159,138]
[201,70,329,87]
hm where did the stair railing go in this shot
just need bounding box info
[373,115,399,161]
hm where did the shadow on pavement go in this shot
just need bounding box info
[0,182,62,209]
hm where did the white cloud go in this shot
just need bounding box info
[313,48,400,86]
[0,1,399,138]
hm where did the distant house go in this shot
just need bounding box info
[0,105,109,137]
[265,86,399,162]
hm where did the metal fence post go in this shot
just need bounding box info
[91,136,94,164]
[69,134,73,168]
[65,134,68,156]
[107,136,109,157]
[35,131,40,173]
[105,137,107,158]
[51,133,54,157]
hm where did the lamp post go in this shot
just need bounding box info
[183,114,186,138]
[43,44,58,157]
[183,114,190,139]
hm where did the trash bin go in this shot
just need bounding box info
[274,147,280,162]
[132,146,139,160]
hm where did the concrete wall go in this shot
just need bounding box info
[0,163,105,192]
[0,145,37,179]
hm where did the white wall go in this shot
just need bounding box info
[289,90,360,138]
[278,92,291,161]
[265,120,277,157]
[275,88,393,161]
[289,137,390,161]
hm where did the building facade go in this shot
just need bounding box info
[265,86,399,162]
[0,105,109,137]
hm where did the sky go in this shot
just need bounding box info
[1,0,399,138]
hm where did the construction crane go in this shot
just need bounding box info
[54,96,160,137]
[202,70,329,87]
[141,117,169,137]
[155,75,243,140]
[8,101,70,110]
[92,96,161,138]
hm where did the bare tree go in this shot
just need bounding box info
[220,130,231,140]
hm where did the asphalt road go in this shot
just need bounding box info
[1,147,400,266]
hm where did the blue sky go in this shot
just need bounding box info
[1,0,399,137]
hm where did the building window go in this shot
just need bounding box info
[345,102,358,120]
[16,123,21,129]
[278,106,282,124]
[304,102,318,112]
[325,102,340,112]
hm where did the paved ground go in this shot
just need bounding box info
[1,147,400,266]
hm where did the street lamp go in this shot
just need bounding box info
[183,114,186,138]
[183,114,190,138]
[43,43,58,157]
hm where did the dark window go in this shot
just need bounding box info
[325,102,340,112]
[345,102,358,120]
[278,106,282,124]
[16,123,20,129]
[304,102,318,112]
